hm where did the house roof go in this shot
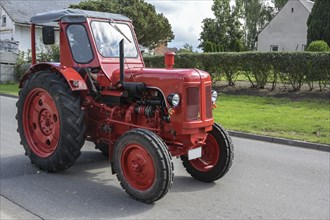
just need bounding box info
[299,0,314,13]
[258,0,314,38]
[0,0,81,24]
[30,9,130,24]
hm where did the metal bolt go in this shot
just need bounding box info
[72,80,79,88]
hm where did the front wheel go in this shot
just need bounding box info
[114,129,173,203]
[181,123,234,182]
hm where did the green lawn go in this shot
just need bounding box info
[214,95,330,145]
[0,83,19,96]
[0,83,329,144]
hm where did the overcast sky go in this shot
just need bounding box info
[145,0,215,51]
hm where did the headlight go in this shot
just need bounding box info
[167,93,180,107]
[211,90,218,103]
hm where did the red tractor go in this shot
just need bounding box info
[16,9,233,203]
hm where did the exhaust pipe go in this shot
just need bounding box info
[119,39,146,94]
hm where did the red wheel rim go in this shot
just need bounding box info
[23,88,60,158]
[121,144,155,191]
[190,134,220,172]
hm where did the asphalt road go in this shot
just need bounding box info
[1,95,329,219]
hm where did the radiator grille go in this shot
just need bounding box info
[205,86,212,118]
[186,87,200,121]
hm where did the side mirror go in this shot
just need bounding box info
[42,26,55,45]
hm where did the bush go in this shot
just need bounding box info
[307,40,330,52]
[13,44,60,82]
[14,51,31,81]
[15,63,31,81]
[144,52,330,91]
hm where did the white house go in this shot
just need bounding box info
[0,0,81,52]
[257,0,314,52]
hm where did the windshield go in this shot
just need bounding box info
[91,21,138,58]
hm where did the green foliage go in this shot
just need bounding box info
[144,52,330,91]
[14,50,31,81]
[14,44,60,81]
[237,0,275,50]
[199,0,243,52]
[204,41,224,53]
[307,40,330,52]
[307,0,330,46]
[272,0,289,11]
[37,44,60,62]
[230,39,244,52]
[70,0,174,49]
[178,43,194,54]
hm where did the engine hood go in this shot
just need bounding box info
[111,67,211,96]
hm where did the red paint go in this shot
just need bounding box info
[121,144,156,190]
[190,134,220,172]
[23,88,60,158]
[23,13,217,162]
[164,51,175,68]
[31,24,36,65]
[19,63,87,91]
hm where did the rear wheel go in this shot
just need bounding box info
[16,71,85,172]
[114,129,173,203]
[181,123,234,182]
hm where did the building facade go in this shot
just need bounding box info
[257,0,314,52]
[0,0,81,52]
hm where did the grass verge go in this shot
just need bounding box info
[0,84,329,144]
[0,83,19,96]
[214,94,330,145]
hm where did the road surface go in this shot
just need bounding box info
[1,95,329,219]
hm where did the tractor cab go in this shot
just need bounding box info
[30,9,144,87]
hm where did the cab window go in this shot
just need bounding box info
[66,24,94,63]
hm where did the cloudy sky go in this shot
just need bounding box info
[145,0,215,51]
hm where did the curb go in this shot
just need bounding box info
[228,130,330,152]
[1,93,329,153]
[0,93,18,99]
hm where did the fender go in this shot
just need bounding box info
[19,63,88,91]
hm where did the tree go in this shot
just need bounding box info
[272,0,288,11]
[237,0,274,50]
[199,0,243,52]
[307,0,330,46]
[70,0,174,49]
[178,43,194,53]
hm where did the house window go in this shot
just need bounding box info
[270,45,279,52]
[2,15,6,27]
[291,8,294,13]
[302,44,306,51]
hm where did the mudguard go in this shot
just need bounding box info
[19,63,88,91]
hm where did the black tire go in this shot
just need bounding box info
[181,123,234,182]
[16,71,85,172]
[95,141,109,156]
[114,129,173,203]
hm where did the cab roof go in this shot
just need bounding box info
[30,9,131,24]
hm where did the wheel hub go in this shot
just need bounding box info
[131,155,146,174]
[39,109,54,135]
[23,88,60,158]
[121,144,155,191]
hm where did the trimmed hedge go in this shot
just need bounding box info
[144,52,330,91]
[307,40,330,52]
